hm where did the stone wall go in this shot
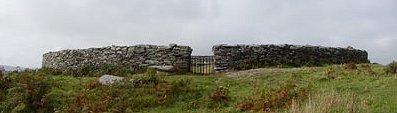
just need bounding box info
[42,44,192,73]
[213,44,369,71]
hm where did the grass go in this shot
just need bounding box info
[1,64,397,112]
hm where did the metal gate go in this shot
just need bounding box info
[191,56,214,75]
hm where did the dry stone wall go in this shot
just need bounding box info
[213,44,369,71]
[42,44,192,73]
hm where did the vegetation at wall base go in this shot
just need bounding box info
[38,64,148,77]
[1,63,397,112]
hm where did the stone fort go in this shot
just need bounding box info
[42,44,369,73]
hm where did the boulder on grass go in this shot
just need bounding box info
[99,75,124,85]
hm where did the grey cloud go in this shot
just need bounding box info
[0,0,396,68]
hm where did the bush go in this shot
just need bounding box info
[357,64,376,75]
[207,86,231,108]
[65,76,194,112]
[385,61,397,75]
[145,67,159,85]
[344,63,358,70]
[0,73,53,113]
[37,68,63,76]
[238,75,309,112]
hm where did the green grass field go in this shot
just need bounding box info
[1,64,397,113]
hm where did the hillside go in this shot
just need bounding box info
[0,65,27,71]
[1,64,396,113]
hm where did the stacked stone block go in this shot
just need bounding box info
[213,44,369,71]
[42,44,192,73]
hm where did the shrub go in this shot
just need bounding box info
[145,67,157,77]
[207,86,231,108]
[357,64,376,75]
[385,61,397,75]
[0,71,11,102]
[37,68,63,76]
[65,76,194,112]
[239,75,309,112]
[236,102,254,111]
[324,67,336,80]
[0,73,53,113]
[172,79,194,93]
[145,67,159,85]
[344,63,358,70]
[130,66,148,74]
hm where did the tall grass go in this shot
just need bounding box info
[287,90,369,113]
[1,64,397,112]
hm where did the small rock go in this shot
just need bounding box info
[169,43,177,47]
[99,75,124,85]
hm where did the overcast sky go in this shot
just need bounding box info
[1,0,396,68]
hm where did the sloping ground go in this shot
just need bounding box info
[1,64,396,113]
[148,64,397,113]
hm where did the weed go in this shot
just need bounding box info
[324,67,336,80]
[385,61,397,75]
[37,68,63,76]
[145,67,159,85]
[171,78,191,92]
[236,101,254,111]
[357,64,376,75]
[0,73,54,113]
[239,75,309,112]
[287,90,369,113]
[208,86,231,109]
[344,63,358,70]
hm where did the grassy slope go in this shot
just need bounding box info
[47,64,396,113]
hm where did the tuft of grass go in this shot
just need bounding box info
[207,86,231,109]
[287,90,369,113]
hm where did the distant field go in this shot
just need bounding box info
[1,64,397,113]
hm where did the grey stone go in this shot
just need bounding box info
[169,43,177,47]
[42,44,193,73]
[149,65,175,72]
[99,75,124,85]
[213,44,369,71]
